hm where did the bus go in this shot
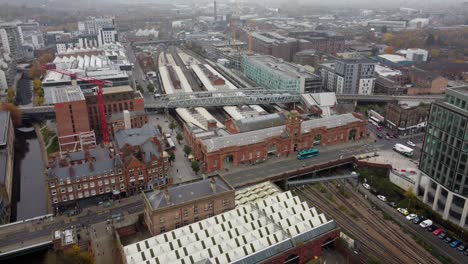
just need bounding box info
[393,143,413,157]
[297,148,320,160]
[369,116,381,126]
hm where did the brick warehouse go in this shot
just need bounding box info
[184,111,368,173]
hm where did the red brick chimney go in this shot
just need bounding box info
[207,119,217,131]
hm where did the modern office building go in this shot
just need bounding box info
[418,86,468,228]
[320,59,375,95]
[242,55,322,94]
[0,111,14,224]
[367,20,408,31]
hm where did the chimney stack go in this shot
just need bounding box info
[214,0,217,22]
[123,110,131,129]
[210,178,217,193]
[164,187,170,204]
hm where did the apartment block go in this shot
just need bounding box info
[242,55,322,94]
[320,59,375,95]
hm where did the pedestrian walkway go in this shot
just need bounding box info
[90,221,117,264]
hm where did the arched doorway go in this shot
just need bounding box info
[348,129,357,140]
[223,155,234,168]
[314,134,322,145]
[267,144,277,156]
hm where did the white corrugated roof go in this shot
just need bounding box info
[123,191,334,264]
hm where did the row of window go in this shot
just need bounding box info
[158,200,232,224]
[52,184,125,204]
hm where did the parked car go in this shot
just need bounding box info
[377,134,383,139]
[406,213,418,220]
[397,208,409,215]
[457,243,466,251]
[438,232,448,239]
[362,183,371,190]
[426,225,437,232]
[388,202,397,208]
[413,216,426,224]
[463,248,468,256]
[407,141,416,147]
[445,236,454,243]
[450,240,462,248]
[419,219,433,228]
[377,195,387,202]
[377,126,383,131]
[432,228,444,236]
[385,136,390,140]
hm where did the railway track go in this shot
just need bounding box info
[327,182,438,264]
[293,184,440,264]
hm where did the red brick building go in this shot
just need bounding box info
[142,176,235,236]
[50,86,92,152]
[108,110,148,137]
[47,125,169,209]
[184,111,367,173]
[114,124,170,195]
[85,86,144,139]
[407,67,448,95]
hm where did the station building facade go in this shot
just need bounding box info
[185,111,368,173]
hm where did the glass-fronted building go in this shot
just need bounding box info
[418,86,468,227]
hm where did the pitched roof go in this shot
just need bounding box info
[114,124,160,149]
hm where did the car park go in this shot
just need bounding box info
[438,232,448,239]
[450,240,461,248]
[406,213,418,220]
[377,195,387,202]
[419,219,433,228]
[426,225,437,232]
[362,183,371,190]
[457,243,466,251]
[397,208,409,215]
[413,216,426,224]
[432,228,444,236]
[407,141,416,147]
[445,236,454,243]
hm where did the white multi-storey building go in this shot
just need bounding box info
[78,17,115,35]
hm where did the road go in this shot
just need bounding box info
[221,139,381,187]
[124,43,148,92]
[360,185,465,264]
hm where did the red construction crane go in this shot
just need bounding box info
[41,63,112,143]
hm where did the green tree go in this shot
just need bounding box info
[147,83,155,93]
[44,244,92,264]
[34,96,45,106]
[183,145,192,156]
[168,150,175,164]
[191,160,200,174]
[0,103,22,127]
[404,186,416,210]
[176,132,183,143]
[6,89,16,104]
[426,33,435,46]
[381,25,388,33]
[169,120,177,131]
[136,84,144,93]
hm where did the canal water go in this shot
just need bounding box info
[11,124,47,221]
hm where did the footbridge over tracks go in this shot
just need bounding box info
[144,89,301,109]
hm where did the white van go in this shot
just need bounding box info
[420,219,433,228]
